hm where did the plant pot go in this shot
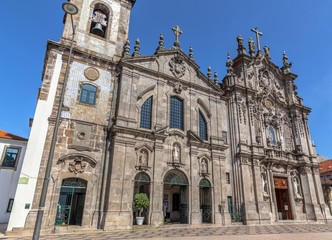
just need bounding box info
[136,216,144,225]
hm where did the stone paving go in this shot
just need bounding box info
[1,223,332,240]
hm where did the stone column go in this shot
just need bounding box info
[252,159,271,223]
[149,143,164,226]
[240,157,259,224]
[300,166,323,221]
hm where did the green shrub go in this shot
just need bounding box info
[133,193,150,217]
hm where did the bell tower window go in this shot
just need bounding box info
[90,4,109,38]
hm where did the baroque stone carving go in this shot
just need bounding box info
[84,67,100,81]
[138,149,148,166]
[174,82,183,93]
[68,157,87,174]
[201,158,208,174]
[173,143,181,163]
[169,56,186,78]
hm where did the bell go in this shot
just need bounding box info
[91,23,104,37]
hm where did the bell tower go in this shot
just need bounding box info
[62,0,136,60]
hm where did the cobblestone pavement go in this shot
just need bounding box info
[1,224,332,240]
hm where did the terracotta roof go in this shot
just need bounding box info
[0,130,28,141]
[319,159,332,174]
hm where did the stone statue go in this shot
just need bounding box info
[264,45,270,59]
[173,144,180,162]
[261,174,268,193]
[201,159,208,173]
[139,150,148,166]
[292,177,301,198]
[248,37,255,56]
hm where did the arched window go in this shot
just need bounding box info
[267,125,276,145]
[90,4,109,38]
[80,84,97,105]
[199,111,208,140]
[170,96,184,130]
[140,97,153,129]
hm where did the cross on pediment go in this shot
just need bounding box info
[172,25,182,48]
[251,27,263,52]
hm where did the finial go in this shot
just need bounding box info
[264,45,271,60]
[123,39,130,57]
[133,38,140,57]
[237,35,246,55]
[172,25,182,49]
[214,72,218,84]
[226,52,234,75]
[156,33,164,52]
[282,51,292,73]
[207,66,212,80]
[248,37,255,57]
[189,46,194,60]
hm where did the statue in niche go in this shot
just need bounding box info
[201,159,208,174]
[261,173,268,193]
[173,144,180,162]
[139,149,148,166]
[292,177,302,198]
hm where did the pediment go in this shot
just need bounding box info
[121,49,221,92]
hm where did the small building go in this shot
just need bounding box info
[319,159,332,215]
[0,130,27,224]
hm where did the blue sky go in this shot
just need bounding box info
[1,0,331,158]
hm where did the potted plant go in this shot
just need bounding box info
[133,193,150,225]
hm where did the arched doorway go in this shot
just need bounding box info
[163,169,188,224]
[133,172,151,224]
[199,178,212,223]
[55,178,87,226]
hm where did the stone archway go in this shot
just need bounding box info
[133,172,151,224]
[199,178,212,223]
[55,178,87,226]
[163,169,189,223]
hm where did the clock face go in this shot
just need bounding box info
[264,99,273,109]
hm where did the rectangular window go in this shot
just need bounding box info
[226,172,230,184]
[7,199,14,212]
[140,97,153,129]
[170,96,184,130]
[221,131,227,144]
[80,84,97,105]
[1,147,20,169]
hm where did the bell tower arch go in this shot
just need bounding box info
[62,0,136,60]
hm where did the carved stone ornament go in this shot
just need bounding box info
[84,67,100,81]
[241,157,249,165]
[174,82,183,93]
[68,157,87,174]
[169,56,186,78]
[264,99,273,109]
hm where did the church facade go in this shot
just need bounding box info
[7,0,331,234]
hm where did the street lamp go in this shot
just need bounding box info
[32,2,78,239]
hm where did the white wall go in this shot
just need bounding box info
[0,138,27,223]
[7,53,62,231]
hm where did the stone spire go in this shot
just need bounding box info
[282,51,292,74]
[226,52,234,75]
[264,45,271,60]
[189,46,194,60]
[248,37,255,57]
[207,66,212,80]
[123,39,130,57]
[237,35,246,55]
[156,33,164,52]
[132,38,140,57]
[214,72,219,84]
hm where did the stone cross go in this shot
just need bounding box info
[251,27,263,52]
[172,25,182,48]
